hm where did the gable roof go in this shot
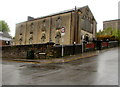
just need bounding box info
[0,32,12,41]
[0,32,12,38]
[17,5,97,24]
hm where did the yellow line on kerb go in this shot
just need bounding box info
[63,54,97,63]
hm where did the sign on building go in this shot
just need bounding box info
[61,27,65,36]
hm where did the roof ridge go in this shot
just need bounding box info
[17,5,88,24]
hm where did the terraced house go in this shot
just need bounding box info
[14,5,97,45]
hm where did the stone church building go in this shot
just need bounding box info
[14,5,97,45]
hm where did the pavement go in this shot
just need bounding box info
[11,51,99,64]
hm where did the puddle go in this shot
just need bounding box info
[74,68,97,72]
[27,64,62,70]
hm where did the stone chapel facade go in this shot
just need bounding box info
[14,6,97,45]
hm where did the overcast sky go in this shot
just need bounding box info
[0,0,119,37]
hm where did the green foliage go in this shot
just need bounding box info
[96,30,102,36]
[97,27,120,41]
[0,20,10,32]
[97,35,115,41]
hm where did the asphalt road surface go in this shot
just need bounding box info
[1,47,119,85]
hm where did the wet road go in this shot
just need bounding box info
[1,47,119,85]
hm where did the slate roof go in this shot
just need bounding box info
[17,5,97,24]
[0,32,12,41]
[103,19,120,22]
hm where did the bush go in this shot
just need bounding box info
[97,35,115,41]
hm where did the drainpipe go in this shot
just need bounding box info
[73,6,76,44]
[74,6,78,44]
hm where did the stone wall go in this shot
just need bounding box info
[15,13,71,45]
[2,43,82,59]
[2,44,48,59]
[2,41,119,59]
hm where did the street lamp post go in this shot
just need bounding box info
[61,27,65,57]
[73,42,76,55]
[82,35,84,53]
[61,38,64,57]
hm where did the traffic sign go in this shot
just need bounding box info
[61,27,65,33]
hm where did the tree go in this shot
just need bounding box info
[0,20,10,32]
[96,27,120,41]
[96,30,102,36]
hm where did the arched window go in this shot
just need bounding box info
[20,25,23,35]
[30,23,34,33]
[56,17,62,30]
[42,20,46,31]
[55,30,61,45]
[41,32,46,43]
[29,34,33,44]
[19,35,22,45]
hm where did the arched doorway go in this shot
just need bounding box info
[85,34,89,42]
